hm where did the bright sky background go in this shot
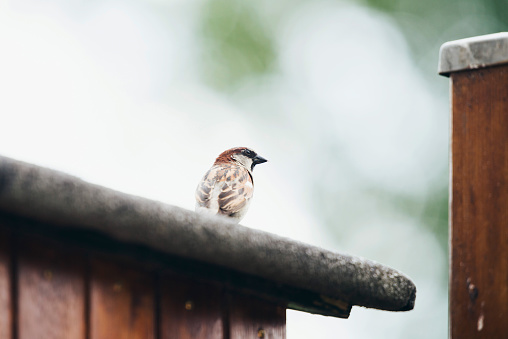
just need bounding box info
[0,0,449,337]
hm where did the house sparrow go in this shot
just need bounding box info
[195,147,267,223]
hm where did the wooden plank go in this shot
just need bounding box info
[229,294,286,339]
[17,236,86,339]
[450,64,508,338]
[160,275,223,339]
[90,259,155,339]
[0,228,12,339]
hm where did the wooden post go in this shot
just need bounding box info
[439,32,508,338]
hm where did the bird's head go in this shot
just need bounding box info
[214,147,267,172]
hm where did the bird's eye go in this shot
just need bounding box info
[243,149,253,157]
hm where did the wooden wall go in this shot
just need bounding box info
[0,225,286,339]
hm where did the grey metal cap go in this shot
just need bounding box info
[438,32,508,76]
[0,155,416,317]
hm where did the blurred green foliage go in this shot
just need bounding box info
[198,0,507,263]
[200,0,508,90]
[200,0,276,90]
[363,0,508,80]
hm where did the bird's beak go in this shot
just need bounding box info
[252,155,267,169]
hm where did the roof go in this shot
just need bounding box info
[438,32,508,76]
[0,155,416,318]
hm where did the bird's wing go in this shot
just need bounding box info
[195,167,218,209]
[217,167,253,216]
[195,165,253,217]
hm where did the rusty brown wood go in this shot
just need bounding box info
[0,228,12,339]
[17,236,86,339]
[90,259,155,339]
[450,64,508,338]
[229,294,286,339]
[160,275,223,339]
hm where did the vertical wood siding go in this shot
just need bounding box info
[229,294,286,339]
[90,259,155,339]
[0,227,286,339]
[0,228,12,339]
[18,237,86,339]
[160,275,223,339]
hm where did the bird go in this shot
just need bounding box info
[195,147,267,223]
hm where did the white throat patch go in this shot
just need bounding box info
[232,154,254,172]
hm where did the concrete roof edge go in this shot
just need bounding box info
[0,155,416,315]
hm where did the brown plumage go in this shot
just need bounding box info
[195,147,267,222]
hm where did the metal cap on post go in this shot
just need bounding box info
[439,33,508,338]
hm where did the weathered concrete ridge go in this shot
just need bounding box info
[0,155,416,317]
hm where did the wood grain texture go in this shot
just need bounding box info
[229,294,286,339]
[90,259,155,339]
[0,228,12,339]
[450,64,508,338]
[160,275,223,339]
[18,236,86,339]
